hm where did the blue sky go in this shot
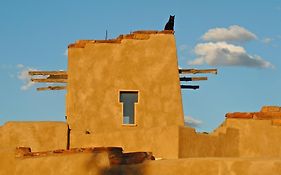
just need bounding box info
[0,0,281,132]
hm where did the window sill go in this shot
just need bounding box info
[122,124,137,127]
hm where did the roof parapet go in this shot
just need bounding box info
[68,30,174,48]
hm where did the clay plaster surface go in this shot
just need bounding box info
[2,152,281,175]
[0,121,67,153]
[66,32,184,159]
[179,116,281,158]
[71,126,180,159]
[67,32,184,133]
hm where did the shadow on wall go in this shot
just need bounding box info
[84,148,152,175]
[100,164,144,175]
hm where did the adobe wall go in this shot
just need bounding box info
[217,118,281,157]
[66,31,184,133]
[69,106,281,159]
[2,151,281,175]
[179,126,239,158]
[0,150,110,175]
[179,106,281,158]
[129,158,281,175]
[0,121,68,152]
[70,126,180,159]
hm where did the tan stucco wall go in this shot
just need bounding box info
[70,126,179,159]
[66,31,184,159]
[0,151,110,175]
[179,117,281,158]
[67,32,184,133]
[2,151,281,175]
[0,121,68,152]
[217,118,281,157]
[134,158,281,175]
[179,126,239,158]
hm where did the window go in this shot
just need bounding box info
[120,91,138,125]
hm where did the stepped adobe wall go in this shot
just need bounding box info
[179,106,281,158]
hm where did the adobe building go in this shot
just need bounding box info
[66,30,187,159]
[1,30,281,174]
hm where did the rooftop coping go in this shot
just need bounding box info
[225,106,281,120]
[68,30,174,48]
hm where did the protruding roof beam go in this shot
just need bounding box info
[180,85,199,90]
[29,71,67,76]
[31,78,67,83]
[180,77,208,81]
[179,69,217,74]
[29,70,68,83]
[37,86,67,91]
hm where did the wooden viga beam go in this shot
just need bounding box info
[180,77,208,81]
[180,85,199,90]
[179,69,217,74]
[37,86,66,91]
[29,71,68,83]
[29,71,67,76]
[31,78,67,83]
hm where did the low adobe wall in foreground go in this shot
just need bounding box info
[1,150,281,175]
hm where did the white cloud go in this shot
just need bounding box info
[184,116,202,128]
[64,49,68,57]
[179,44,189,52]
[262,37,273,44]
[202,25,257,42]
[16,64,24,68]
[188,42,274,69]
[17,65,37,91]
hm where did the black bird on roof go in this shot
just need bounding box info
[164,15,175,31]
